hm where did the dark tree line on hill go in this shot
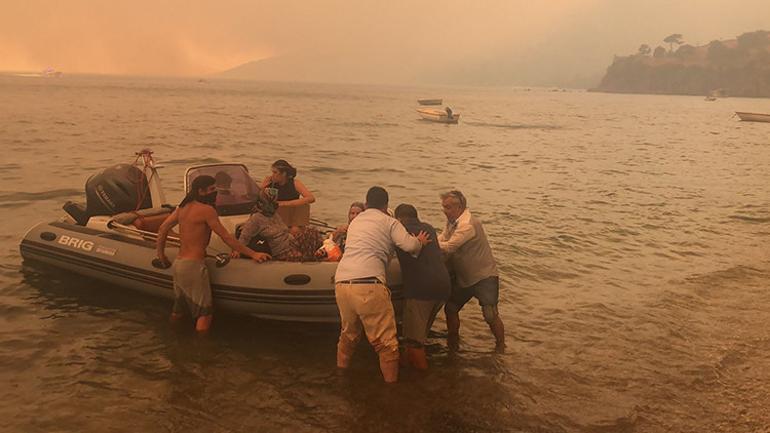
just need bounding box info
[594,31,770,97]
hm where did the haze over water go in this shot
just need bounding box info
[1,74,770,432]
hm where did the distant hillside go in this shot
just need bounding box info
[217,55,604,88]
[216,55,395,84]
[217,56,321,82]
[594,30,770,97]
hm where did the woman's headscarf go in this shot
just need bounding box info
[254,188,278,216]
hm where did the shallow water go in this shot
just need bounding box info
[1,75,770,432]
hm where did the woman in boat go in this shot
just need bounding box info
[332,201,365,253]
[260,159,315,211]
[235,190,321,262]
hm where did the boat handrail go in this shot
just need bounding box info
[107,220,181,246]
[309,218,336,232]
[106,220,229,268]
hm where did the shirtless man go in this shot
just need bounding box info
[157,175,271,333]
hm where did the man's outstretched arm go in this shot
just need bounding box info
[204,207,271,262]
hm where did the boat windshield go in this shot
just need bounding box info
[186,164,260,216]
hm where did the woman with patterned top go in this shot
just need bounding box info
[234,190,321,261]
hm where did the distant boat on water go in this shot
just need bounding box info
[417,98,442,106]
[41,67,63,78]
[735,111,770,123]
[12,67,62,78]
[417,108,459,124]
[710,88,728,98]
[705,89,725,101]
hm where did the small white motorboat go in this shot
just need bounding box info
[41,67,63,77]
[417,108,460,124]
[417,99,443,106]
[735,112,770,123]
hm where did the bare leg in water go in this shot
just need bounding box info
[490,316,505,351]
[445,303,461,350]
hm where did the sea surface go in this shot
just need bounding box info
[1,74,769,433]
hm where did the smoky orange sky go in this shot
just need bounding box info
[2,0,769,86]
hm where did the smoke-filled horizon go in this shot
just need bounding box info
[2,0,769,86]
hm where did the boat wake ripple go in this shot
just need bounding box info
[465,121,563,130]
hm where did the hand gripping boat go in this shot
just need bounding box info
[19,150,403,323]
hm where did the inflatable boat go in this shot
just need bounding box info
[19,149,403,323]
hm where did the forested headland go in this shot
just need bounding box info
[593,31,770,97]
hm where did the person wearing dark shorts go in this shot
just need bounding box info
[448,275,500,312]
[438,190,505,350]
[394,204,451,370]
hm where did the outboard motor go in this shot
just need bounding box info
[85,164,153,216]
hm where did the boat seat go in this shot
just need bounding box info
[112,207,173,233]
[276,203,310,227]
[133,212,172,233]
[63,201,89,226]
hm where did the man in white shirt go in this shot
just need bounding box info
[334,186,430,383]
[438,190,505,350]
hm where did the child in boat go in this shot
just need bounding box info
[332,201,365,253]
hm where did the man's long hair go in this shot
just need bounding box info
[180,175,216,207]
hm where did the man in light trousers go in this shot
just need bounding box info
[334,186,430,383]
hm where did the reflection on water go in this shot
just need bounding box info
[12,267,529,432]
[1,75,769,432]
